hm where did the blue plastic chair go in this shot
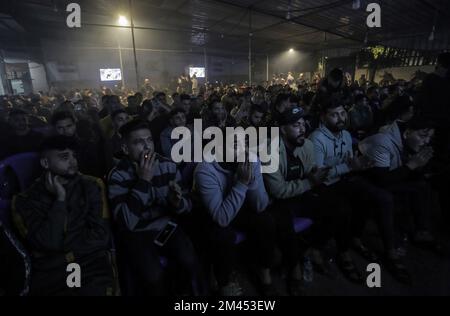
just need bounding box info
[0,152,41,192]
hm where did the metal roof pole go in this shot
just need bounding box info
[248,8,252,86]
[129,0,140,91]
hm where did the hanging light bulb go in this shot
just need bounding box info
[428,25,436,42]
[352,0,361,10]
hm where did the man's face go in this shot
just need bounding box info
[357,97,368,107]
[0,101,12,111]
[157,95,166,104]
[113,113,130,132]
[249,111,264,127]
[369,89,379,99]
[170,112,186,128]
[41,149,78,179]
[122,128,154,163]
[281,118,306,147]
[9,114,29,134]
[323,106,347,133]
[404,128,435,153]
[55,118,77,137]
[225,136,250,162]
[276,99,290,113]
[181,99,191,113]
[211,102,226,121]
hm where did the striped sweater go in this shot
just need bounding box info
[107,156,192,232]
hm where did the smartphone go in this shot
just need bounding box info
[154,221,177,247]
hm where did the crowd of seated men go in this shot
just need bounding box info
[1,52,449,296]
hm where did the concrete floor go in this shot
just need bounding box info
[233,223,450,296]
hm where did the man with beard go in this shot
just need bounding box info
[194,132,279,296]
[263,107,330,294]
[203,97,236,129]
[359,116,438,249]
[313,68,347,111]
[12,135,118,296]
[111,109,130,151]
[268,93,291,127]
[108,119,201,295]
[309,98,412,284]
[239,102,269,129]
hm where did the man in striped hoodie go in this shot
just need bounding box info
[108,119,200,295]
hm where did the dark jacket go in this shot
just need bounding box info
[12,174,112,271]
[108,156,192,233]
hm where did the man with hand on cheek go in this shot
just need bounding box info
[12,135,117,296]
[108,119,201,295]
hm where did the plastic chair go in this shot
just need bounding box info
[0,152,41,192]
[0,162,22,201]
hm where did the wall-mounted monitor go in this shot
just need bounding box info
[100,68,122,81]
[189,67,205,78]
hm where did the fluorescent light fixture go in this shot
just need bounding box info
[118,15,129,26]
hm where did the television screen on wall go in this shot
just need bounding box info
[189,67,205,78]
[100,68,122,81]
